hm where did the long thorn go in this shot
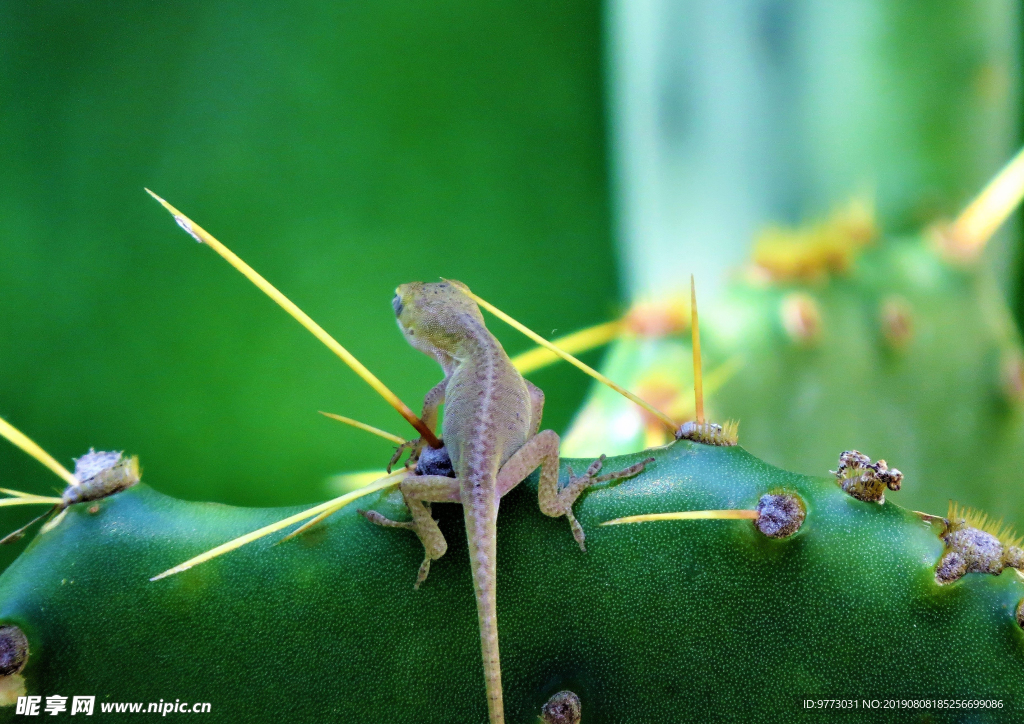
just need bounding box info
[278,493,361,543]
[457,286,677,431]
[655,358,743,424]
[0,492,63,507]
[0,415,78,487]
[327,469,391,494]
[946,146,1024,256]
[150,470,405,581]
[145,189,441,449]
[319,412,407,445]
[0,487,59,500]
[601,509,759,526]
[510,320,623,375]
[691,275,704,425]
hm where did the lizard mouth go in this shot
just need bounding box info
[392,294,404,317]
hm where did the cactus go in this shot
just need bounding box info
[0,439,1022,721]
[563,203,1024,530]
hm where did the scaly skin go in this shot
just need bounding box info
[369,280,647,724]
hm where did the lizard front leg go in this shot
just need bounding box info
[359,474,459,588]
[388,376,449,472]
[495,430,651,551]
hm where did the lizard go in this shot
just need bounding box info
[359,280,651,724]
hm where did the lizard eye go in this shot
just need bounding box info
[392,294,404,317]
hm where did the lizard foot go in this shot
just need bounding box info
[591,456,655,485]
[358,509,416,530]
[414,557,431,590]
[358,506,446,589]
[563,455,654,552]
[387,438,428,473]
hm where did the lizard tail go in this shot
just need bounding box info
[463,486,504,724]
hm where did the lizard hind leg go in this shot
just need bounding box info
[496,430,653,552]
[359,475,460,589]
[359,509,432,588]
[359,500,444,589]
[562,455,654,550]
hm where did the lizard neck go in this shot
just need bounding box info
[451,314,505,367]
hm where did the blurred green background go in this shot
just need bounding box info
[0,1,619,523]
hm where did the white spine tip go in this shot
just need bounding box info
[174,215,203,243]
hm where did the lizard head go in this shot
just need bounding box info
[393,280,485,361]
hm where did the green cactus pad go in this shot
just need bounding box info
[0,441,1021,722]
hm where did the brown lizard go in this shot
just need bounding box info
[360,280,651,724]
